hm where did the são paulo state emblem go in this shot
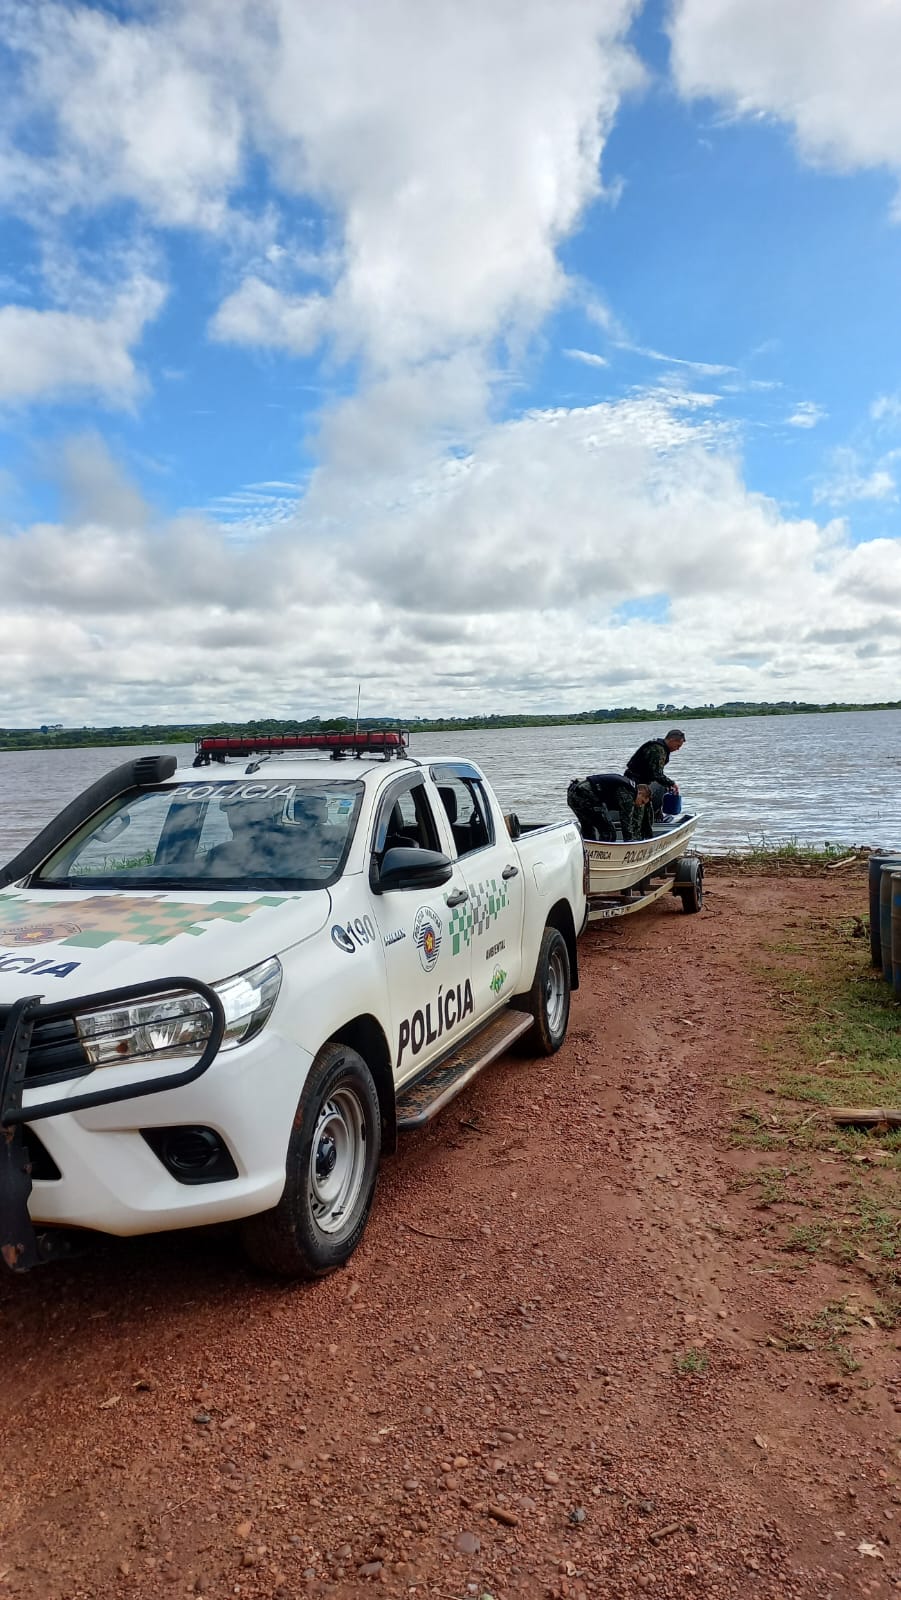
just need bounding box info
[412,906,442,972]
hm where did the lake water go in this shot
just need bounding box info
[0,709,899,863]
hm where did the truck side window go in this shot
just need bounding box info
[436,776,494,857]
[375,781,441,854]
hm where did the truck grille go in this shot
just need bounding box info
[0,1005,90,1087]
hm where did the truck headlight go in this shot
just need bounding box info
[75,957,283,1065]
[215,956,282,1049]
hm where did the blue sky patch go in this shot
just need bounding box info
[0,0,899,724]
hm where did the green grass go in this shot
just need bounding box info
[752,932,901,1148]
[673,1347,709,1377]
[777,1180,900,1284]
[740,911,900,1310]
[810,1303,863,1373]
[710,838,865,873]
[745,835,855,863]
[785,1222,831,1256]
[849,1192,900,1261]
[72,850,155,875]
[731,1163,811,1209]
[774,1294,897,1373]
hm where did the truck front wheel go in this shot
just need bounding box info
[241,1042,382,1279]
[523,926,571,1056]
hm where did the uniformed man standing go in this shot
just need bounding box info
[625,729,685,816]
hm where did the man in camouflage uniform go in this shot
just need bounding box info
[567,773,652,842]
[625,728,685,818]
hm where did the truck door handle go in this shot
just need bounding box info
[445,888,469,907]
[502,864,519,879]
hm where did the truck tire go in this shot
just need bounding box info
[241,1042,381,1279]
[523,926,571,1056]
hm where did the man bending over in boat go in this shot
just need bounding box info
[567,774,652,842]
[625,728,685,818]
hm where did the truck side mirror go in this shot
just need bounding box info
[370,847,453,894]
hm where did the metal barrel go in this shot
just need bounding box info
[880,865,899,982]
[893,873,901,1000]
[869,854,901,968]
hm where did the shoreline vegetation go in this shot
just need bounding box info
[1,698,900,753]
[710,842,873,872]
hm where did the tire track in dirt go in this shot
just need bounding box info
[0,869,897,1599]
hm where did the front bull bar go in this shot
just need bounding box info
[0,977,225,1273]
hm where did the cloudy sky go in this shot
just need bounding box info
[1,0,900,726]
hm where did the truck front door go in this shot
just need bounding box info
[368,774,474,1086]
[429,763,525,1019]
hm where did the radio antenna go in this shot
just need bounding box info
[354,682,361,740]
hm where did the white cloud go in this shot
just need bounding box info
[564,348,610,368]
[0,0,244,230]
[871,393,901,427]
[310,351,492,480]
[229,0,645,370]
[615,340,736,377]
[1,407,899,725]
[814,447,897,506]
[669,0,901,196]
[583,293,624,337]
[210,278,328,355]
[1,0,646,363]
[0,0,649,438]
[787,401,826,429]
[0,0,899,723]
[0,275,165,405]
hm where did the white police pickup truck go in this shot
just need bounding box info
[0,733,585,1278]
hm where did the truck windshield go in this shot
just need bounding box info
[34,778,365,891]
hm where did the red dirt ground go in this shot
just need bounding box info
[0,868,898,1600]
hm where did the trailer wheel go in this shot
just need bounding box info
[675,856,704,914]
[523,926,571,1055]
[241,1042,381,1279]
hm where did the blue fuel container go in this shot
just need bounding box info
[662,791,682,817]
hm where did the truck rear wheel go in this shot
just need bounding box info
[241,1042,381,1279]
[523,926,571,1056]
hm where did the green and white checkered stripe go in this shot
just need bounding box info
[448,876,509,956]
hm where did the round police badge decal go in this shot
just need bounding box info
[0,919,81,946]
[413,906,442,972]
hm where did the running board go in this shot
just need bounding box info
[396,1009,533,1129]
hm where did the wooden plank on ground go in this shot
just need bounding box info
[825,1106,901,1129]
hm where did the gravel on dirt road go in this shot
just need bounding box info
[0,866,898,1600]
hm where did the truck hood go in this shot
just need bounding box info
[0,884,331,1004]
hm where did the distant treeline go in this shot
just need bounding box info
[1,699,899,752]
